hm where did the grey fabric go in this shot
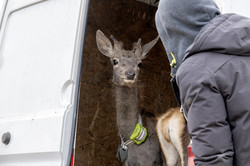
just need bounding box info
[155,0,220,76]
[176,13,250,166]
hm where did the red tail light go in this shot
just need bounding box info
[70,148,75,166]
[188,142,195,166]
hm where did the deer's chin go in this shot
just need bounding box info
[113,78,137,87]
[124,78,136,83]
[123,79,136,86]
[123,79,135,83]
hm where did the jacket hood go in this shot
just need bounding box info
[155,0,220,76]
[185,13,250,60]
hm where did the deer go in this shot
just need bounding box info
[156,107,190,166]
[96,30,164,166]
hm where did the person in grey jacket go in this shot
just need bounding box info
[156,0,250,165]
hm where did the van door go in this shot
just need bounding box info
[0,0,89,165]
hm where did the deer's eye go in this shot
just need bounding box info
[138,63,142,68]
[113,59,118,65]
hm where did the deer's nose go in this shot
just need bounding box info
[125,71,136,80]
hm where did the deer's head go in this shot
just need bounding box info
[96,30,159,87]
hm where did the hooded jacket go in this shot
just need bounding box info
[176,13,250,166]
[155,0,220,76]
[156,0,250,165]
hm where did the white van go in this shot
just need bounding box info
[0,0,89,165]
[0,0,249,166]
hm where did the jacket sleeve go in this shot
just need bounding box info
[176,62,234,166]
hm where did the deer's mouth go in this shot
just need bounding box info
[123,79,136,84]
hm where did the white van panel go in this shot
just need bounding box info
[0,0,79,116]
[0,0,7,28]
[0,113,64,165]
[0,0,88,165]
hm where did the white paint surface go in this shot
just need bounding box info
[0,0,88,165]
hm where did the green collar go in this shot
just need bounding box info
[116,117,148,163]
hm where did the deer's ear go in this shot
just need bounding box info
[141,36,159,59]
[96,30,113,58]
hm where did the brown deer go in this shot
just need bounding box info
[156,107,190,166]
[96,30,164,165]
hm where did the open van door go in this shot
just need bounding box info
[0,0,89,165]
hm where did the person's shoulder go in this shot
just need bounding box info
[178,52,234,76]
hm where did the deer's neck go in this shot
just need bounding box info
[115,85,139,140]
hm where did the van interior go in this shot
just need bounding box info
[75,0,178,165]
